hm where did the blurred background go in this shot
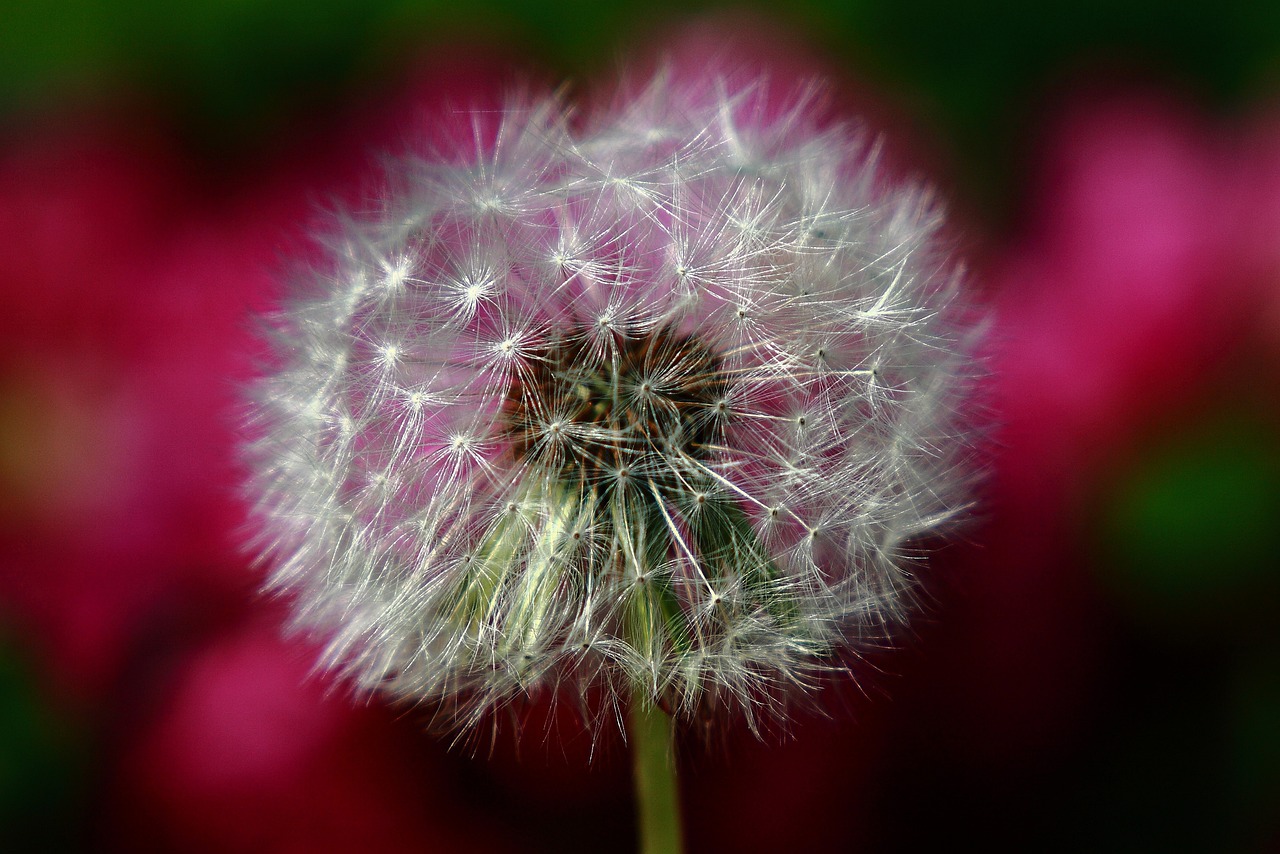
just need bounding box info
[2,1,1279,851]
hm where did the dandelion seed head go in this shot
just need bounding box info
[245,68,982,736]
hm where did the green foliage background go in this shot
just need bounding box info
[4,0,1280,219]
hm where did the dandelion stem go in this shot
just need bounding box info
[629,698,683,854]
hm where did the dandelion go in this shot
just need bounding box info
[245,64,980,852]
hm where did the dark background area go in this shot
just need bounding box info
[2,2,1279,851]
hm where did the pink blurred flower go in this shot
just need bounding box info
[0,113,242,700]
[931,83,1280,760]
[110,611,510,853]
[995,88,1258,491]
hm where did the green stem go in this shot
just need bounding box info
[629,699,684,854]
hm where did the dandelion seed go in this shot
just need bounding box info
[245,68,982,737]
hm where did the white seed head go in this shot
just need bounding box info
[245,70,982,735]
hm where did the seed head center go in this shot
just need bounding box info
[504,326,725,482]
